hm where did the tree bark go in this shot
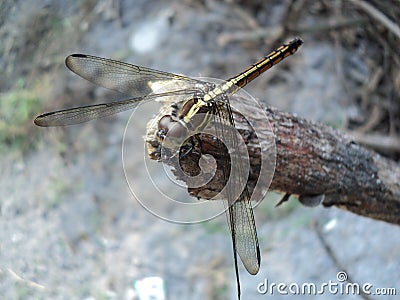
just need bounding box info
[145,96,400,226]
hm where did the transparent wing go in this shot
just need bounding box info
[34,89,196,127]
[211,95,260,298]
[228,192,260,275]
[215,99,260,275]
[65,54,209,97]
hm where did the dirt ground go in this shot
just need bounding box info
[1,1,399,299]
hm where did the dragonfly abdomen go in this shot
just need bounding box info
[227,37,303,93]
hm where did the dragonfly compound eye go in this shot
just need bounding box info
[157,115,189,144]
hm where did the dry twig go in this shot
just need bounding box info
[146,99,400,226]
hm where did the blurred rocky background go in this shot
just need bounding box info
[1,0,399,299]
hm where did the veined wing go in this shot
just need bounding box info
[65,54,210,97]
[228,192,260,275]
[216,102,260,275]
[221,105,260,275]
[211,96,260,298]
[34,89,197,127]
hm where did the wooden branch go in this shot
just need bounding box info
[145,96,400,226]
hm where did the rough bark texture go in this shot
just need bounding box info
[146,97,400,226]
[265,107,400,225]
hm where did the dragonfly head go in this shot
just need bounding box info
[157,115,189,147]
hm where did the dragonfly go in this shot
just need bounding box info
[35,37,303,299]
